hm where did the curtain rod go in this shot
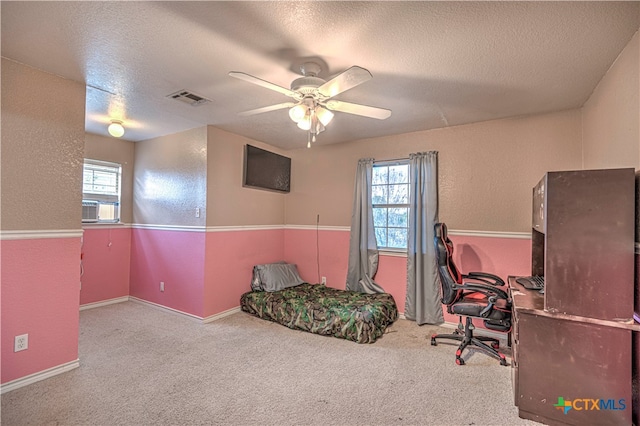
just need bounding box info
[375,151,438,163]
[375,157,408,163]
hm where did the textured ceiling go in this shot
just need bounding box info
[2,1,639,150]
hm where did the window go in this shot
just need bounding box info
[82,159,121,223]
[372,161,410,250]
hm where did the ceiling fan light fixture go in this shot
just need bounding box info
[288,104,307,122]
[297,117,312,131]
[229,63,390,148]
[316,106,334,126]
[108,120,125,138]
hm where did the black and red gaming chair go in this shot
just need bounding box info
[430,223,512,366]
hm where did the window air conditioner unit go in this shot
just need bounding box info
[82,201,99,223]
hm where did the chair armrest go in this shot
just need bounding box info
[464,272,505,286]
[457,282,510,301]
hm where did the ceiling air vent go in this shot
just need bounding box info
[166,90,211,106]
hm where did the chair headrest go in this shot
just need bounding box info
[435,223,448,240]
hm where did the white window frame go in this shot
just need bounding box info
[82,159,122,223]
[372,160,410,251]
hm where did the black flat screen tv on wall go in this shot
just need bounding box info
[243,144,291,193]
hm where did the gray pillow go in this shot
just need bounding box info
[260,263,304,292]
[251,261,286,291]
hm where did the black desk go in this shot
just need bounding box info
[509,276,633,425]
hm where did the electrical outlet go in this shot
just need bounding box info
[160,281,165,292]
[321,276,327,285]
[195,208,200,218]
[14,334,28,352]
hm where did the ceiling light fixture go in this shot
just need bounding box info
[107,120,125,138]
[288,97,334,148]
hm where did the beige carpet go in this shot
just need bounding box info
[1,301,537,425]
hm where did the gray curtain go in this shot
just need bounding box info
[405,151,442,325]
[346,158,385,294]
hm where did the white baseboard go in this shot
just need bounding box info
[128,296,203,321]
[1,359,80,394]
[202,307,241,323]
[80,296,129,311]
[129,297,242,324]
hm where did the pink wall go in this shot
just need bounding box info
[284,228,531,320]
[80,228,131,305]
[94,226,531,326]
[204,229,284,317]
[375,255,409,313]
[101,227,287,319]
[1,237,81,383]
[126,227,286,319]
[448,234,531,281]
[129,229,205,317]
[283,228,350,288]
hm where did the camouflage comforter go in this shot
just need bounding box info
[240,283,398,344]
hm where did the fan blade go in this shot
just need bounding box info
[317,66,373,98]
[229,71,299,98]
[237,102,296,116]
[325,100,391,120]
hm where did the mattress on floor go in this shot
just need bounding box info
[240,283,398,344]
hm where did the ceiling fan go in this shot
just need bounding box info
[229,62,391,147]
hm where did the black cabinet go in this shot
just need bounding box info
[532,168,635,321]
[510,277,632,425]
[512,168,636,425]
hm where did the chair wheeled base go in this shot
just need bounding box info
[431,317,508,366]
